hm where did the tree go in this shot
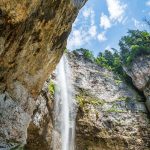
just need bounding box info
[103,50,114,66]
[119,30,150,65]
[73,48,95,62]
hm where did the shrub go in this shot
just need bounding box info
[48,81,55,95]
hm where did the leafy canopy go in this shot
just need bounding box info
[119,30,150,65]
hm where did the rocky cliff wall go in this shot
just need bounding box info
[27,52,150,150]
[68,52,150,150]
[0,1,87,149]
[124,55,150,112]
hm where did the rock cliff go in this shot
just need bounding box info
[69,52,150,150]
[27,52,150,150]
[124,55,150,112]
[0,0,87,149]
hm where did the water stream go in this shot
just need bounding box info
[53,55,76,150]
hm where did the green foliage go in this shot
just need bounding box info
[64,48,68,53]
[73,48,95,62]
[73,29,150,79]
[114,79,122,85]
[76,94,105,108]
[10,145,24,150]
[48,81,55,95]
[116,96,128,101]
[106,107,126,113]
[95,54,111,70]
[106,104,127,113]
[119,30,150,65]
[73,48,124,76]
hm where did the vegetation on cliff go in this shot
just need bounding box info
[119,30,150,66]
[72,29,150,78]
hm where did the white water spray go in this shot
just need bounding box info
[53,54,76,150]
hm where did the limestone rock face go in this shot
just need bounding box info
[30,52,150,150]
[25,79,53,150]
[68,52,150,150]
[0,0,86,148]
[124,55,150,111]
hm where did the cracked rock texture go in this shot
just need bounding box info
[124,55,150,111]
[27,52,150,150]
[25,79,54,150]
[68,52,150,150]
[0,0,87,149]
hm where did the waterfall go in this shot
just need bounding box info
[52,54,76,150]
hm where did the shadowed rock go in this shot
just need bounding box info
[0,0,87,148]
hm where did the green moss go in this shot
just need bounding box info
[64,48,68,53]
[116,96,128,101]
[107,108,126,113]
[10,145,24,150]
[114,79,122,85]
[103,73,111,79]
[76,94,105,108]
[106,105,127,113]
[48,81,55,95]
[76,95,85,107]
[90,99,105,106]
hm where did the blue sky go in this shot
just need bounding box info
[67,0,150,56]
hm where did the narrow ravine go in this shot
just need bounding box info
[53,55,77,150]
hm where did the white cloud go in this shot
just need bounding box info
[68,24,97,50]
[82,8,92,18]
[100,13,111,29]
[88,25,97,37]
[82,7,95,25]
[106,0,127,22]
[97,32,107,42]
[67,7,98,50]
[146,0,150,6]
[99,0,127,30]
[67,30,82,49]
[90,9,95,25]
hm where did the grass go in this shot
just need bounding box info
[106,104,127,113]
[48,81,55,95]
[76,94,105,108]
[114,79,122,85]
[10,145,24,150]
[106,107,127,113]
[116,96,128,101]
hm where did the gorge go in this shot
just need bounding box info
[25,52,150,150]
[0,0,150,150]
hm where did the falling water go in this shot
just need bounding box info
[53,54,76,150]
